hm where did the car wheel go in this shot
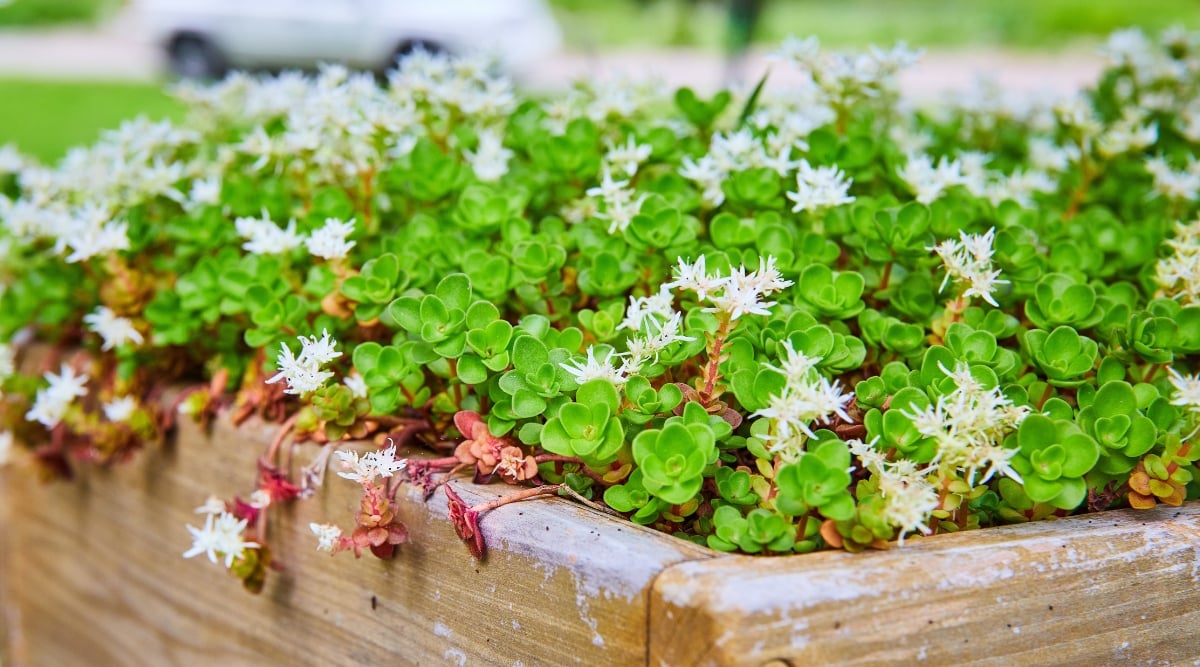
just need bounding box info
[168,35,226,80]
[390,39,446,66]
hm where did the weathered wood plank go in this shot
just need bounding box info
[648,504,1200,666]
[1,413,713,667]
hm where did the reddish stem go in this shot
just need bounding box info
[1143,363,1164,384]
[1166,442,1192,477]
[701,316,733,401]
[1062,157,1094,220]
[878,261,893,291]
[534,454,608,484]
[533,454,584,465]
[472,484,564,514]
[262,413,299,469]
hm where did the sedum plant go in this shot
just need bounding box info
[2,29,1200,593]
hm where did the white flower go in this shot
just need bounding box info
[900,362,1028,485]
[63,218,129,263]
[747,256,792,294]
[102,396,137,422]
[1097,110,1158,158]
[678,155,725,207]
[1145,156,1200,202]
[310,523,343,552]
[0,144,25,174]
[183,510,259,569]
[764,340,820,385]
[1028,137,1077,173]
[183,513,223,564]
[619,287,677,333]
[877,470,939,544]
[305,217,357,260]
[605,134,653,178]
[0,342,14,381]
[752,356,853,461]
[560,346,627,386]
[466,129,512,182]
[298,329,342,366]
[705,279,776,320]
[899,153,965,204]
[248,489,272,509]
[1167,367,1200,413]
[335,443,408,484]
[663,255,725,301]
[586,166,646,235]
[195,496,226,515]
[234,210,304,255]
[930,228,1007,307]
[343,372,368,399]
[83,306,144,351]
[586,165,629,202]
[786,160,855,212]
[666,254,791,321]
[186,176,222,211]
[25,364,89,429]
[212,512,259,568]
[265,329,342,395]
[1155,219,1200,305]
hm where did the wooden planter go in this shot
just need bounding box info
[2,413,1198,666]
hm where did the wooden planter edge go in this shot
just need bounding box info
[3,410,1199,666]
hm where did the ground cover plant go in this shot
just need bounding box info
[2,28,1199,593]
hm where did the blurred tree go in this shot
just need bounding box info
[726,0,766,84]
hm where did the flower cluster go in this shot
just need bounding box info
[318,441,410,559]
[586,166,646,234]
[335,442,408,484]
[562,285,693,387]
[235,211,304,255]
[25,364,88,429]
[786,160,855,213]
[849,440,940,543]
[183,503,260,569]
[774,36,921,103]
[667,255,792,320]
[930,227,1007,307]
[753,342,853,461]
[1154,218,1200,305]
[903,363,1029,485]
[266,330,342,395]
[83,306,144,351]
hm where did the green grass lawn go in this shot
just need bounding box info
[551,0,1200,51]
[0,0,116,27]
[0,78,183,164]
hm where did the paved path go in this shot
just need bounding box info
[0,8,1105,98]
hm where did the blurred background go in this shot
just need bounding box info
[0,0,1197,163]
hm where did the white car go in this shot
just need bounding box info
[139,0,562,78]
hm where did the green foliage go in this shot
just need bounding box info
[540,379,626,467]
[1009,414,1099,510]
[7,30,1200,564]
[1023,326,1099,387]
[774,435,855,520]
[631,402,721,505]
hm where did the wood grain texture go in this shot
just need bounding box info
[648,504,1200,666]
[0,413,713,667]
[4,405,1199,667]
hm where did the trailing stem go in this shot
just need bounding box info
[701,315,733,402]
